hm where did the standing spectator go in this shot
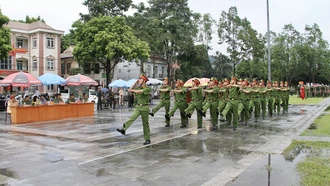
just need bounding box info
[97,86,103,110]
[7,95,19,114]
[119,88,124,106]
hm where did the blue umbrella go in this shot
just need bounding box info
[125,79,137,87]
[101,87,109,92]
[38,73,67,86]
[108,79,128,88]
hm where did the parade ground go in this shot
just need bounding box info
[1,98,330,186]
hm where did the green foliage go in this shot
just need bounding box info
[177,44,212,80]
[14,15,45,23]
[0,12,11,59]
[69,68,83,75]
[211,52,232,80]
[217,6,265,76]
[73,16,150,85]
[61,32,76,53]
[193,13,215,50]
[80,0,132,21]
[301,113,330,136]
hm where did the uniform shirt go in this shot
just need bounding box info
[219,87,228,100]
[259,87,267,98]
[239,87,250,101]
[22,99,32,105]
[190,87,203,101]
[205,87,219,101]
[174,87,187,102]
[66,97,76,104]
[228,86,239,99]
[54,98,64,104]
[159,85,171,99]
[251,87,259,98]
[134,86,151,105]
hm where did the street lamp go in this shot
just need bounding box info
[267,0,272,81]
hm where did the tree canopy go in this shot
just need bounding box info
[72,16,150,85]
[0,12,11,60]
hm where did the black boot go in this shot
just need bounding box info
[186,113,191,118]
[143,140,151,145]
[180,125,186,128]
[165,124,170,127]
[198,109,206,117]
[149,112,154,117]
[233,127,237,131]
[165,114,170,120]
[116,128,125,135]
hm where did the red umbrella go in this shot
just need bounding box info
[66,74,98,86]
[0,71,42,87]
[183,77,210,87]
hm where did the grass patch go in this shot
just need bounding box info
[283,140,330,186]
[289,95,326,104]
[301,114,330,136]
[297,156,330,186]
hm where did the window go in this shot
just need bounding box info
[17,39,23,48]
[94,63,100,74]
[66,63,71,74]
[83,63,91,74]
[61,63,65,74]
[17,60,23,70]
[47,85,54,91]
[32,38,37,48]
[47,37,54,48]
[0,57,12,69]
[46,56,55,70]
[32,59,37,71]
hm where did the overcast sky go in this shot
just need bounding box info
[1,0,329,55]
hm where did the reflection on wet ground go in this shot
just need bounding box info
[0,101,329,185]
[226,153,304,186]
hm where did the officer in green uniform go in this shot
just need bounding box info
[218,79,232,124]
[168,79,188,128]
[273,81,281,116]
[22,95,32,106]
[149,77,171,127]
[281,81,290,113]
[266,81,274,117]
[80,93,89,102]
[66,93,76,104]
[238,78,251,126]
[259,80,267,119]
[250,79,260,122]
[117,74,152,145]
[200,77,219,131]
[184,78,203,129]
[222,76,240,131]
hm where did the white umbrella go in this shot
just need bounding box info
[146,78,164,86]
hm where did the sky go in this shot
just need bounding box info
[1,0,330,55]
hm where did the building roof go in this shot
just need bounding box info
[61,45,75,59]
[5,21,64,34]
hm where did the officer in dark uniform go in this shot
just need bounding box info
[97,86,103,110]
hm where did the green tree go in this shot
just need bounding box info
[14,15,45,23]
[72,16,150,85]
[177,44,212,80]
[80,0,132,21]
[61,32,76,53]
[193,13,216,50]
[145,0,197,83]
[217,6,264,76]
[212,52,232,80]
[0,12,11,60]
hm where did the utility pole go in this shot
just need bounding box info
[267,0,272,81]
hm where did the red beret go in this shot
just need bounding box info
[139,74,149,82]
[192,78,200,85]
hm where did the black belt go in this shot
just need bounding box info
[229,98,238,100]
[206,100,217,102]
[161,98,170,100]
[175,100,184,102]
[192,100,200,102]
[135,104,149,106]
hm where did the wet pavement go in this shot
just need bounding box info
[0,98,330,186]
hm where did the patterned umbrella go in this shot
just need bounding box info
[66,74,98,86]
[183,77,210,87]
[0,71,42,87]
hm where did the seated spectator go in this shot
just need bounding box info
[80,93,89,103]
[39,95,48,105]
[22,95,32,106]
[7,95,19,114]
[53,93,64,104]
[31,96,40,106]
[66,93,76,104]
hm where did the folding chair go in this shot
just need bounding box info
[5,100,11,123]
